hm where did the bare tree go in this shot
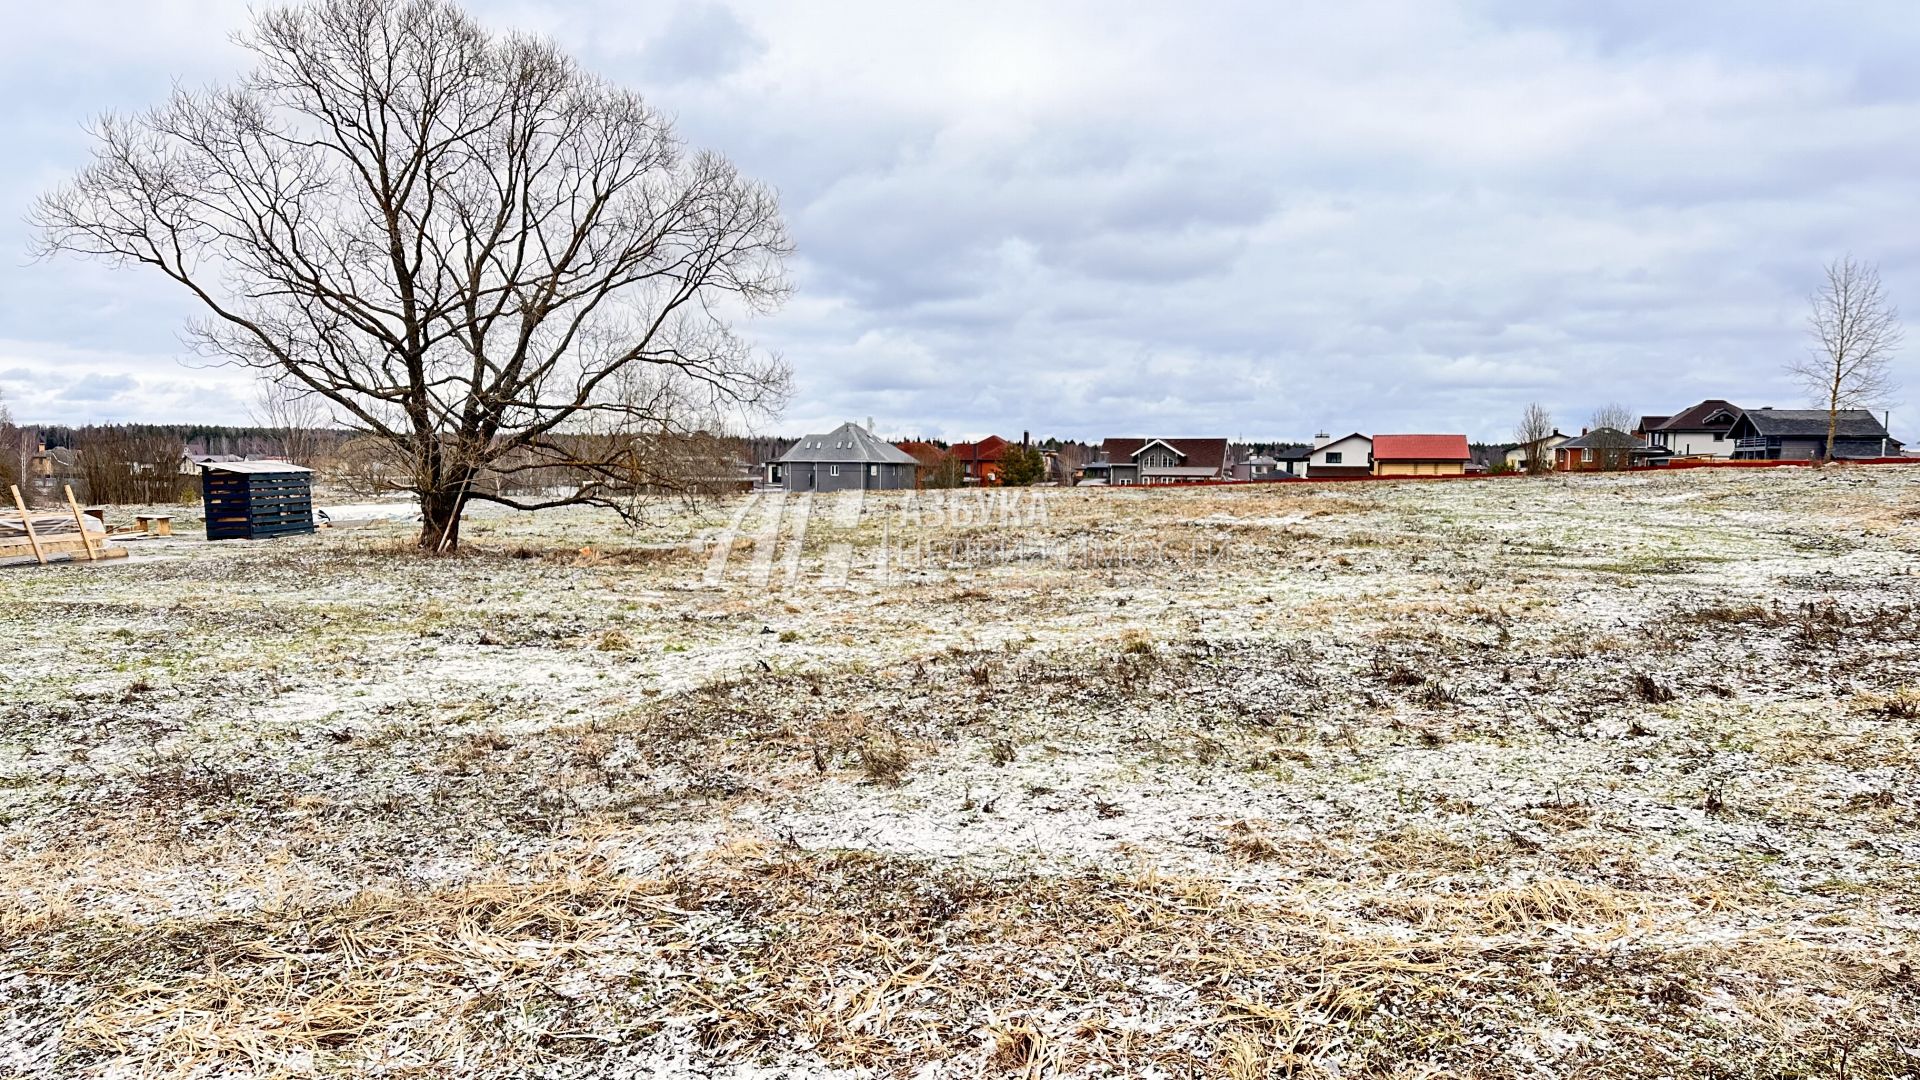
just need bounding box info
[1794,255,1902,461]
[0,390,18,495]
[1052,442,1089,484]
[74,426,191,505]
[33,0,790,550]
[925,452,966,490]
[1514,402,1555,474]
[1588,403,1635,434]
[250,379,330,467]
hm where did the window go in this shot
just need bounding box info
[868,464,878,477]
[1325,451,1342,464]
[1582,448,1593,463]
[830,465,840,476]
[1713,433,1723,441]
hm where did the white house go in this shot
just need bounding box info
[1307,432,1372,478]
[1640,400,1741,458]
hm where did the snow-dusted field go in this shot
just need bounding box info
[3,466,1918,1078]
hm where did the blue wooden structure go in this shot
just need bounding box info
[199,461,315,540]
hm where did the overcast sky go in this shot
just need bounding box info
[3,1,1918,442]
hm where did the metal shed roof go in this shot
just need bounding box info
[199,460,314,474]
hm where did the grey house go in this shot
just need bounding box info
[766,422,919,492]
[1727,408,1901,460]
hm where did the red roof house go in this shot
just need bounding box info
[1370,434,1471,476]
[949,436,1010,484]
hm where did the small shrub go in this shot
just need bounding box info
[1871,688,1920,720]
[859,735,914,785]
[1633,673,1675,704]
[1701,781,1727,816]
[1370,651,1425,688]
[778,630,800,643]
[1226,820,1282,862]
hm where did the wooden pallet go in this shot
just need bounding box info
[0,538,128,565]
[203,472,315,540]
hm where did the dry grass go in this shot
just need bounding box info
[10,842,1912,1078]
[7,468,1920,1077]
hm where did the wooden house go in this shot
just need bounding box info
[200,461,316,540]
[1727,408,1901,460]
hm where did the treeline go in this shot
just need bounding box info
[4,415,780,507]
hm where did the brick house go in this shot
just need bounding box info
[948,436,1009,484]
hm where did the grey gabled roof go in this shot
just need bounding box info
[1559,427,1650,450]
[774,422,920,465]
[1735,409,1891,440]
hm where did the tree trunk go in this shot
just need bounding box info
[419,486,468,551]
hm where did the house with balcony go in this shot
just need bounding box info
[1640,399,1741,458]
[1082,438,1232,485]
[1727,409,1901,460]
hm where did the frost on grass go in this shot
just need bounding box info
[1,466,1918,1077]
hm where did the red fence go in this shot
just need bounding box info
[1092,456,1920,490]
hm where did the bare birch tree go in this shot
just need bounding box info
[1588,403,1635,434]
[1795,256,1902,461]
[32,0,790,550]
[250,379,330,468]
[0,390,21,495]
[1514,402,1555,473]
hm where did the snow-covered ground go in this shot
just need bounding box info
[1,466,1917,1078]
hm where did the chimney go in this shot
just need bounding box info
[1581,426,1589,435]
[866,416,875,433]
[1022,430,1030,447]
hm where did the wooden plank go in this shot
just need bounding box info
[64,485,98,561]
[8,486,46,565]
[1,542,127,565]
[0,536,122,560]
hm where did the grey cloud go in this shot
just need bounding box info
[5,0,1919,442]
[56,373,137,401]
[638,2,765,84]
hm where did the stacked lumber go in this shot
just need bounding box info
[0,512,96,538]
[2,485,127,566]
